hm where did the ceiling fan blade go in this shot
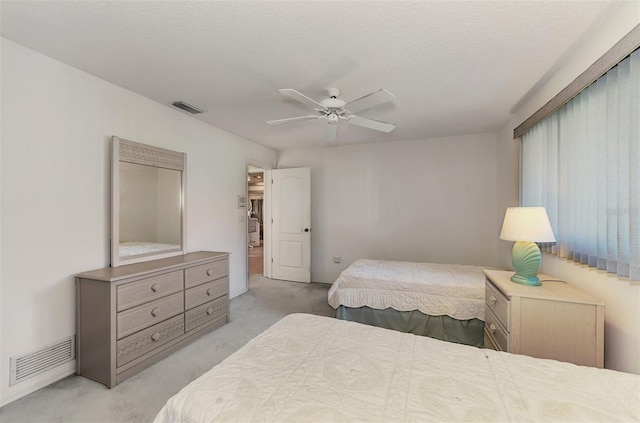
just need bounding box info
[267,115,319,125]
[349,115,396,133]
[279,89,326,110]
[344,89,395,113]
[324,120,338,141]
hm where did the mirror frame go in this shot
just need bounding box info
[111,136,187,267]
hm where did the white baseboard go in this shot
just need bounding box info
[0,360,76,408]
[230,287,248,299]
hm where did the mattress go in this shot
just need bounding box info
[328,259,486,321]
[155,314,640,423]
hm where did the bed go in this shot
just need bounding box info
[155,314,639,423]
[328,259,487,346]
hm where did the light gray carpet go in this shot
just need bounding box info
[0,275,333,423]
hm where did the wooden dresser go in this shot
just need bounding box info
[76,251,229,387]
[483,269,604,368]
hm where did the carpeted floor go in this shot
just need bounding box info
[248,243,263,275]
[0,275,333,423]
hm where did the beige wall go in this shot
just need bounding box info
[0,38,276,406]
[278,133,500,284]
[500,2,640,374]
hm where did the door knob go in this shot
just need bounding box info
[304,228,310,232]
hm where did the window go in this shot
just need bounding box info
[521,49,639,280]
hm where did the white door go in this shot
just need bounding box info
[268,167,311,283]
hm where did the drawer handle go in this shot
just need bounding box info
[489,323,497,334]
[151,307,159,317]
[206,288,212,296]
[151,332,161,342]
[150,283,159,293]
[206,269,213,276]
[206,307,214,315]
[489,295,497,306]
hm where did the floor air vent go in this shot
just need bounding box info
[10,336,75,385]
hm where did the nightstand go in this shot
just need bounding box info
[483,269,604,368]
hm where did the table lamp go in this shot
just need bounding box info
[499,207,556,286]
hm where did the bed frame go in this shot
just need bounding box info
[334,305,484,346]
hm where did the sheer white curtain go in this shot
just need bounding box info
[521,49,639,280]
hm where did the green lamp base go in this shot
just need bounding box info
[511,241,542,286]
[510,273,541,286]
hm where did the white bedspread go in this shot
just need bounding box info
[155,314,639,423]
[328,259,486,320]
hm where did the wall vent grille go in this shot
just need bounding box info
[172,100,206,114]
[10,336,75,386]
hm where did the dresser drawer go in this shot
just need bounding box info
[484,307,508,351]
[185,277,229,310]
[117,270,183,312]
[117,292,184,339]
[485,279,509,329]
[185,259,228,289]
[116,314,184,367]
[185,296,228,332]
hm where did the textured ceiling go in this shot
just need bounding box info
[1,1,616,151]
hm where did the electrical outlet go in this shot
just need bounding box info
[333,256,341,263]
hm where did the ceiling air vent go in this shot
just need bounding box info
[172,100,206,114]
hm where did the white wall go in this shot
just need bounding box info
[0,39,276,405]
[278,133,500,284]
[495,123,521,269]
[500,3,640,374]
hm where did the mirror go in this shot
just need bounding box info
[111,137,186,267]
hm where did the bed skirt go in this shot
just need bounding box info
[335,305,484,347]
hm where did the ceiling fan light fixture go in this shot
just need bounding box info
[327,113,339,125]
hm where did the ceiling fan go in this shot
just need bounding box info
[267,88,396,141]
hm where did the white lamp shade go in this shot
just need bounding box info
[499,207,556,242]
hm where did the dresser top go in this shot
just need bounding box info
[77,251,229,282]
[483,269,604,305]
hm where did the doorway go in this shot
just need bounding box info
[246,165,311,284]
[247,165,265,275]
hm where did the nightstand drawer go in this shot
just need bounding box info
[185,259,228,289]
[484,328,500,351]
[484,307,508,351]
[485,278,509,329]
